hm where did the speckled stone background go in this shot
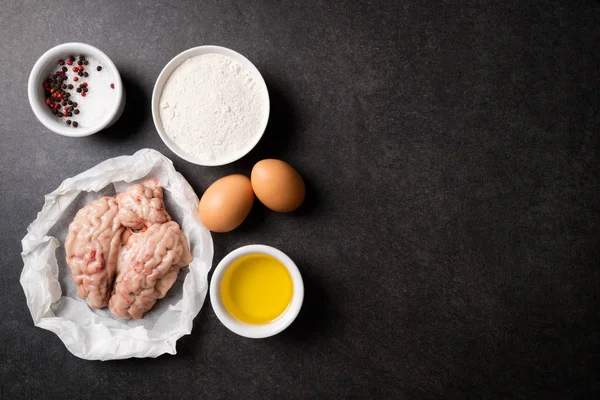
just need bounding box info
[1,1,599,398]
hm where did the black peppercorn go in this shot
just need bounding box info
[67,112,73,117]
[84,60,89,65]
[76,88,82,93]
[97,66,102,71]
[72,121,78,127]
[66,119,71,125]
[83,72,89,77]
[68,84,73,89]
[74,109,80,115]
[83,87,88,92]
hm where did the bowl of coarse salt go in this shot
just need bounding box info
[28,42,125,137]
[152,45,270,166]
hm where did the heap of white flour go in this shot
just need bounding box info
[159,53,267,161]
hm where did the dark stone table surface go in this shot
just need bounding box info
[1,1,599,398]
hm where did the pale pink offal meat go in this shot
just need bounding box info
[109,222,192,319]
[65,180,192,318]
[116,179,171,230]
[65,196,124,309]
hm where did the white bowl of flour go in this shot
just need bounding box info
[152,46,270,166]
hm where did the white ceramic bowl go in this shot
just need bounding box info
[28,43,125,137]
[210,245,304,338]
[152,45,270,166]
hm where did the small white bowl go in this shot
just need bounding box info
[28,43,125,137]
[152,45,270,166]
[210,245,304,338]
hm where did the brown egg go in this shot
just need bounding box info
[199,174,254,232]
[251,159,305,212]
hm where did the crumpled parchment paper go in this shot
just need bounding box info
[20,148,213,360]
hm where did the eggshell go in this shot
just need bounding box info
[199,174,254,232]
[251,159,305,212]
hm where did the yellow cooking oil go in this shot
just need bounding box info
[221,254,293,324]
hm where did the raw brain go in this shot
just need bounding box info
[116,180,171,230]
[65,196,124,309]
[65,180,192,319]
[109,222,192,319]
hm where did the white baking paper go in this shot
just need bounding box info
[20,148,213,360]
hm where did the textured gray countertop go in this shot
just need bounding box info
[1,1,599,398]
